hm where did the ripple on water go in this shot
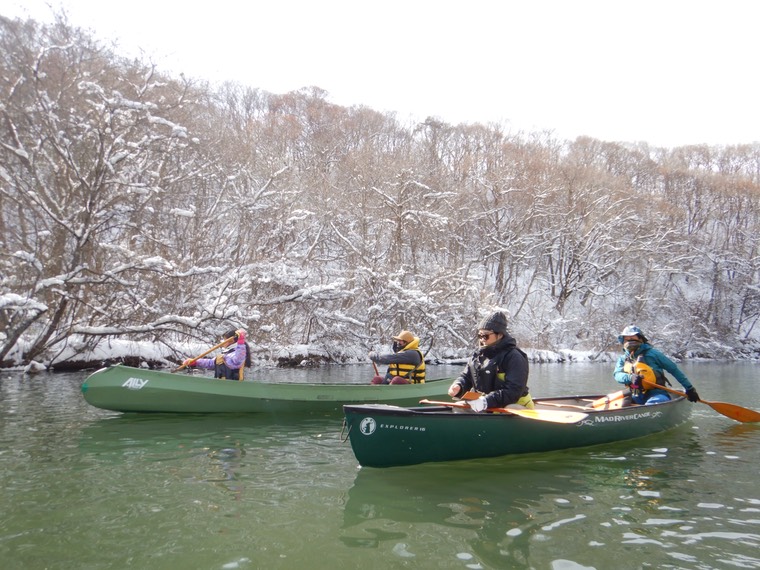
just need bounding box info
[550,559,596,570]
[392,543,415,558]
[738,498,760,505]
[506,528,522,537]
[643,518,686,525]
[221,557,251,569]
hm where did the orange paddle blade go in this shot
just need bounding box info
[460,391,483,401]
[703,401,760,423]
[641,375,760,423]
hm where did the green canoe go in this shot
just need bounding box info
[343,395,692,467]
[81,364,450,413]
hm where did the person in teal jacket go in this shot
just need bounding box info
[613,325,700,405]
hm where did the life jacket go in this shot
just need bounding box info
[214,347,244,381]
[623,355,667,390]
[388,348,426,383]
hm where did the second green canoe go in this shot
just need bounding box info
[81,364,451,414]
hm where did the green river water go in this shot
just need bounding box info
[1,362,759,569]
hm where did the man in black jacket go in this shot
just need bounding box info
[447,311,533,412]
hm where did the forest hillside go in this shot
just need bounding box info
[1,15,759,370]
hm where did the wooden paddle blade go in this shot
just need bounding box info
[491,407,588,423]
[641,378,760,423]
[705,401,760,423]
[419,399,587,423]
[460,391,483,401]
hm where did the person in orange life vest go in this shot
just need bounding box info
[184,328,251,381]
[613,324,700,405]
[448,311,533,412]
[368,330,426,384]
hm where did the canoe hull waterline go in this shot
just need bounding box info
[81,364,450,413]
[343,395,692,467]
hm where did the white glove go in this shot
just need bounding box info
[469,396,488,412]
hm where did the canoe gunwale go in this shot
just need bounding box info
[344,393,688,418]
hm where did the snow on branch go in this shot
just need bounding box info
[0,293,48,313]
[257,280,354,305]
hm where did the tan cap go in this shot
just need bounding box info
[392,330,415,344]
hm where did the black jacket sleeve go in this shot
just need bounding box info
[486,349,529,408]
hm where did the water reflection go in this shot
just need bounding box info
[3,364,760,570]
[205,445,245,498]
[711,421,760,449]
[78,412,342,457]
[339,426,727,569]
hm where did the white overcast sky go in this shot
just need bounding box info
[2,0,758,148]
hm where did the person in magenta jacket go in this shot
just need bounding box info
[184,328,251,381]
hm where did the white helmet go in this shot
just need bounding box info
[617,325,648,344]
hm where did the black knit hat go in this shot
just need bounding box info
[478,311,508,335]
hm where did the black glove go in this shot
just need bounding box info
[629,373,643,390]
[685,387,700,403]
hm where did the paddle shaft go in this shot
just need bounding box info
[538,401,593,411]
[173,339,232,372]
[641,379,690,401]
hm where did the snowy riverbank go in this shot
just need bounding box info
[5,336,663,374]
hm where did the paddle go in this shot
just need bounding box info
[538,401,594,411]
[637,363,760,423]
[172,339,232,373]
[419,399,588,424]
[371,361,384,384]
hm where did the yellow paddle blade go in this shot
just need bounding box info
[491,407,588,424]
[419,399,587,423]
